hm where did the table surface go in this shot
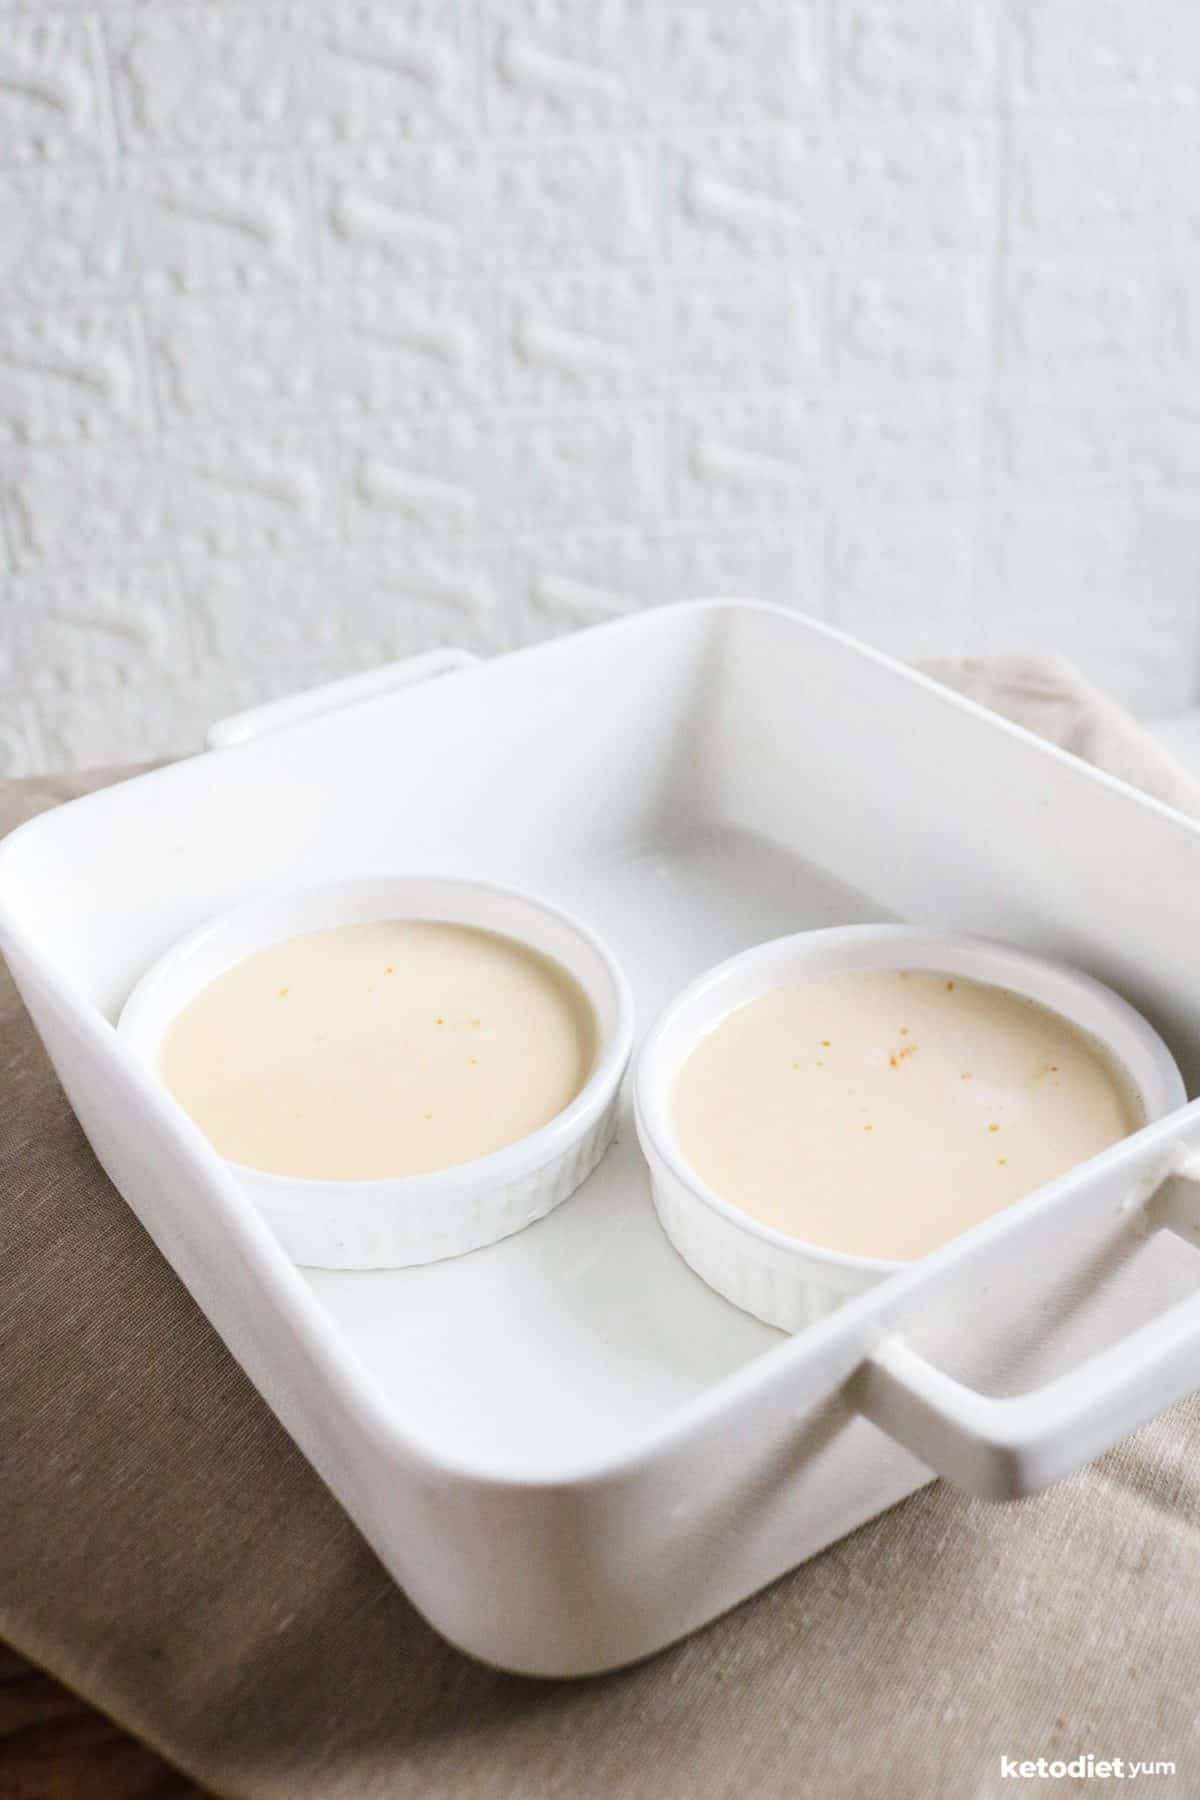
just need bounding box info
[0,1646,204,1798]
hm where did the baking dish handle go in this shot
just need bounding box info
[857,1157,1200,1500]
[206,649,480,750]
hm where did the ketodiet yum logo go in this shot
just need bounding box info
[1000,1755,1176,1782]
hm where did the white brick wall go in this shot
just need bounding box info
[2,0,1200,773]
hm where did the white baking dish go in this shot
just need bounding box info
[117,875,634,1269]
[635,924,1187,1332]
[5,602,1200,1677]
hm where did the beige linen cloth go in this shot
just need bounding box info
[3,653,1200,1800]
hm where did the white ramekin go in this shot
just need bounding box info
[119,876,635,1269]
[634,924,1186,1333]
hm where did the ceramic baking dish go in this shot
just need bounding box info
[5,601,1200,1678]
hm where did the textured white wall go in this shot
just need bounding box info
[2,2,1199,773]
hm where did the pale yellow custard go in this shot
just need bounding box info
[160,920,596,1181]
[670,969,1141,1261]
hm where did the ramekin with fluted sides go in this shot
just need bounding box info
[634,925,1186,1334]
[118,876,635,1270]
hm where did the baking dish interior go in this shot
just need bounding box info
[5,599,1200,1480]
